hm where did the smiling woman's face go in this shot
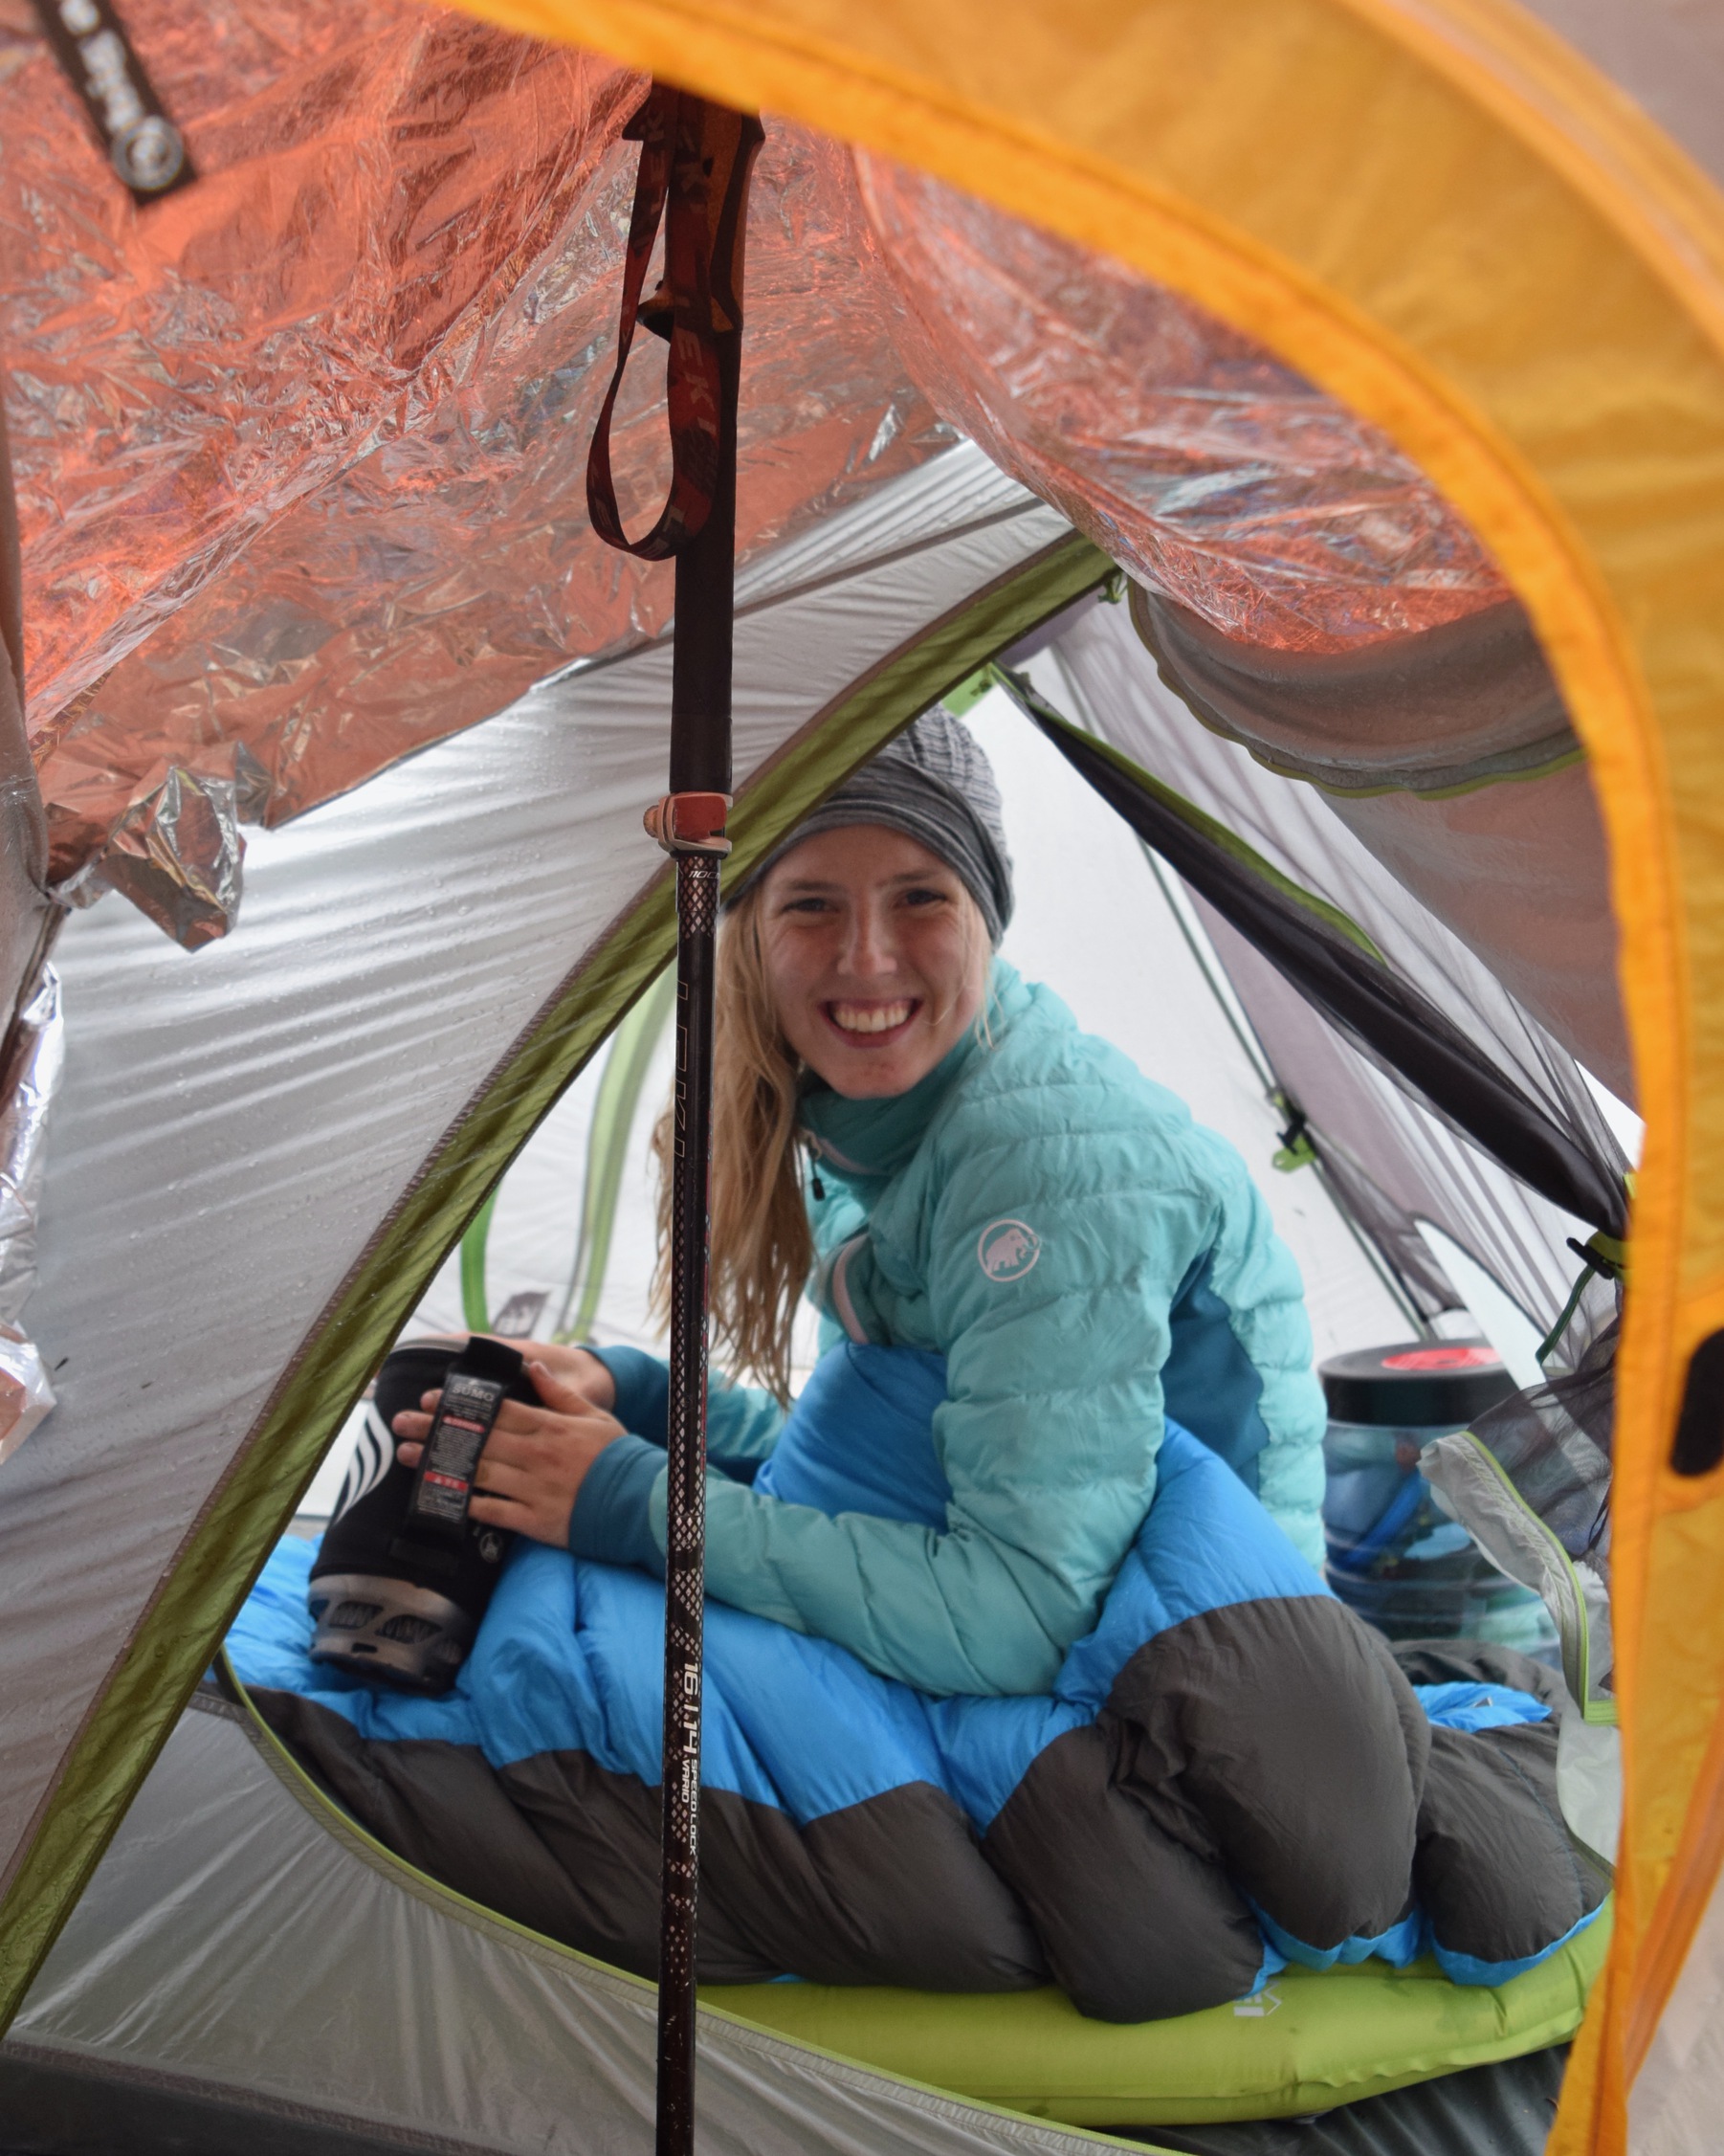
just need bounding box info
[756,824,990,1099]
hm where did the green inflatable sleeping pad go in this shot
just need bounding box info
[704,1902,1608,2130]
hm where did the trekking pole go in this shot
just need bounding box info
[585,83,763,2156]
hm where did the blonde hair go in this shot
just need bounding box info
[653,872,991,1401]
[652,886,810,1402]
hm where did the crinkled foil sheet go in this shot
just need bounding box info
[853,155,1509,653]
[0,0,952,890]
[0,962,60,1465]
[1,0,1512,937]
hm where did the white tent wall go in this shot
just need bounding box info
[1187,904,1595,1336]
[1036,601,1618,1338]
[1043,600,1619,1162]
[405,1015,679,1352]
[0,442,1085,2004]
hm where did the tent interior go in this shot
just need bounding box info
[0,561,1620,2156]
[2,3,1724,2154]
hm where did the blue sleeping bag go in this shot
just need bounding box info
[234,1344,1603,2020]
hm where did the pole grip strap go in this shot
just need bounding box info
[586,85,761,563]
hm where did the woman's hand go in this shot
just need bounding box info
[403,1337,618,1412]
[391,1360,624,1547]
[444,1327,620,1413]
[504,1340,618,1412]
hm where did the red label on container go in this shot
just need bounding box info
[1381,1346,1501,1372]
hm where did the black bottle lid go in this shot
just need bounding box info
[1320,1340,1517,1429]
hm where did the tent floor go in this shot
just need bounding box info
[0,2044,438,2156]
[0,2037,1565,2156]
[1145,2044,1566,2155]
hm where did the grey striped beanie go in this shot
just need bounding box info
[734,709,1014,943]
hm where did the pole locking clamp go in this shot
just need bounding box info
[644,791,732,857]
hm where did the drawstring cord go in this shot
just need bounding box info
[1536,1230,1627,1366]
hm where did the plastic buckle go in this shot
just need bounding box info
[645,791,733,856]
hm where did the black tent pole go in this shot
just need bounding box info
[584,89,761,2147]
[650,722,724,2156]
[634,100,762,2156]
[649,369,735,2156]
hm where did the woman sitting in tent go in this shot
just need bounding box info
[288,712,1598,2011]
[392,712,1327,1697]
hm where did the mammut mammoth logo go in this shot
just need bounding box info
[978,1219,1040,1282]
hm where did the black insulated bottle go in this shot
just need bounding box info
[308,1336,533,1692]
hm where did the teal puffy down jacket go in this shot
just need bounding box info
[582,962,1327,1697]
